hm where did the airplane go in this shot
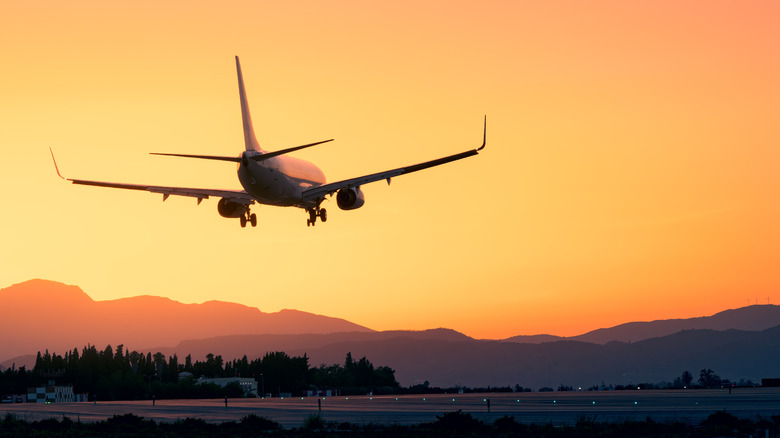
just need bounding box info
[51,56,486,228]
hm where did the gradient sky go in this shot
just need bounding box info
[2,0,779,339]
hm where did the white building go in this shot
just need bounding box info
[27,384,75,403]
[196,377,258,396]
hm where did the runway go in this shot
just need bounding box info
[2,388,779,428]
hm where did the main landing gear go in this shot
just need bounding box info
[240,207,257,228]
[306,207,327,227]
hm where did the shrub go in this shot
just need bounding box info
[433,410,487,433]
[240,414,280,431]
[302,413,327,430]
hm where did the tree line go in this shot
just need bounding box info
[1,344,750,401]
[0,345,399,401]
[2,408,779,438]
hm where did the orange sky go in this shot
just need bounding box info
[2,0,779,339]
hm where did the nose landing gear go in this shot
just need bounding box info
[306,207,327,227]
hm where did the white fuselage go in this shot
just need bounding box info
[237,151,326,208]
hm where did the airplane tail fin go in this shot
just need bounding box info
[235,56,262,152]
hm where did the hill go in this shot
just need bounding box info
[4,279,780,389]
[503,305,780,344]
[0,279,371,363]
[136,325,780,389]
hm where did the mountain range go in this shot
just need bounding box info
[139,325,780,389]
[505,305,780,344]
[0,279,369,363]
[2,279,779,388]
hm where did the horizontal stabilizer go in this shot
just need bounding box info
[150,153,240,162]
[250,139,333,162]
[151,139,333,163]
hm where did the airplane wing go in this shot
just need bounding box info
[50,149,255,205]
[302,117,486,202]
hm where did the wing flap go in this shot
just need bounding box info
[53,148,255,205]
[68,179,254,204]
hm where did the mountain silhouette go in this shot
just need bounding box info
[0,279,371,363]
[143,325,780,388]
[3,280,779,389]
[503,305,780,344]
[142,328,470,362]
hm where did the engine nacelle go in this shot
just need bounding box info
[217,198,245,218]
[336,187,365,210]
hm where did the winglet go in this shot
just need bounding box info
[235,56,262,152]
[50,148,66,180]
[477,116,486,151]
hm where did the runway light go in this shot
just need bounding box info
[634,401,638,405]
[592,401,596,405]
[452,398,456,402]
[395,398,398,401]
[423,398,426,401]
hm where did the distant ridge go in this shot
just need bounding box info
[501,334,564,343]
[4,279,780,389]
[106,325,780,388]
[503,305,780,344]
[146,328,474,360]
[8,325,779,388]
[0,279,371,363]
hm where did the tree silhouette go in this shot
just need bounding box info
[699,369,722,387]
[3,345,399,401]
[682,371,693,387]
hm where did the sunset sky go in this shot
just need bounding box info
[2,1,779,340]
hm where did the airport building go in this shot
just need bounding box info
[196,377,258,397]
[27,383,76,403]
[304,389,334,397]
[762,378,780,387]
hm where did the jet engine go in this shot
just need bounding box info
[336,187,365,210]
[217,198,245,218]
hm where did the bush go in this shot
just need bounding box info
[240,414,280,431]
[701,410,752,435]
[494,415,526,433]
[106,413,150,427]
[302,413,327,430]
[433,410,487,433]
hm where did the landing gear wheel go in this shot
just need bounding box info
[320,208,327,223]
[307,219,312,227]
[250,213,257,227]
[308,209,317,227]
[240,216,247,228]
